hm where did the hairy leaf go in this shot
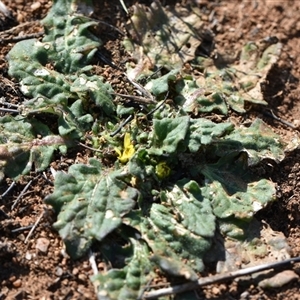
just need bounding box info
[141,203,211,279]
[0,115,69,181]
[149,116,190,155]
[7,39,70,104]
[216,118,285,164]
[145,69,178,96]
[141,180,214,278]
[45,159,138,258]
[201,155,276,221]
[71,73,115,115]
[92,239,154,300]
[7,39,114,118]
[174,75,229,115]
[187,118,234,152]
[166,179,216,237]
[41,0,100,74]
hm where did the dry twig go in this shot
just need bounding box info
[143,257,300,299]
[0,20,41,35]
[113,92,156,104]
[24,208,45,244]
[264,109,297,129]
[89,250,99,275]
[1,181,15,198]
[11,179,33,210]
[110,114,134,137]
[0,32,44,44]
[11,225,33,233]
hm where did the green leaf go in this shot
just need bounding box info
[45,159,138,258]
[174,76,228,115]
[149,116,190,155]
[188,118,234,152]
[7,39,71,105]
[218,118,285,165]
[141,204,210,279]
[201,156,276,221]
[191,41,282,114]
[56,100,93,138]
[41,0,100,74]
[116,105,134,117]
[166,179,216,237]
[6,0,115,144]
[92,239,154,300]
[141,180,214,279]
[71,74,115,115]
[128,149,153,182]
[7,39,115,118]
[145,69,178,96]
[0,115,69,181]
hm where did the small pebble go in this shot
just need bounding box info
[72,268,79,276]
[25,251,32,260]
[12,279,22,288]
[212,286,220,295]
[83,292,94,298]
[16,12,24,23]
[17,234,25,241]
[36,237,50,253]
[82,262,90,271]
[62,279,69,286]
[78,273,87,281]
[259,270,299,289]
[240,291,249,299]
[55,267,63,277]
[30,2,41,11]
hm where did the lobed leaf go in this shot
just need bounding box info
[140,180,215,279]
[45,159,138,258]
[7,39,70,104]
[149,116,190,155]
[7,38,114,119]
[92,239,154,300]
[190,41,282,114]
[200,154,276,236]
[141,202,212,279]
[41,0,100,74]
[216,118,285,164]
[187,118,234,152]
[165,179,216,238]
[0,115,69,181]
[174,75,229,115]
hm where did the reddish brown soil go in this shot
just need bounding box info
[0,0,300,299]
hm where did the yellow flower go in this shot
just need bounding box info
[115,133,135,163]
[155,161,171,179]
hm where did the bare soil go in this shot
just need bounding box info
[0,0,300,299]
